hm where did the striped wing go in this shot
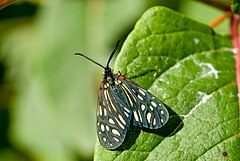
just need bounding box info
[96,82,132,150]
[118,76,169,129]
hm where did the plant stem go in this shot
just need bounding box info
[198,0,230,11]
[230,14,240,106]
[0,0,15,10]
[210,12,230,28]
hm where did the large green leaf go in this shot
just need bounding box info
[94,6,239,161]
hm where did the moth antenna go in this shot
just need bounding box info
[75,53,105,69]
[106,40,120,68]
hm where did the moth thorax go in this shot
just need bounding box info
[106,76,114,85]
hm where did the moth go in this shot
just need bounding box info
[75,41,169,149]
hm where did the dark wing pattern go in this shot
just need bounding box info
[118,76,169,129]
[96,81,132,150]
[96,75,169,149]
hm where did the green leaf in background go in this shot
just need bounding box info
[94,6,239,161]
[231,0,240,14]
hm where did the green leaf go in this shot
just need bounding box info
[231,0,240,14]
[94,6,239,161]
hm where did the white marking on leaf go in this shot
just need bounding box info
[194,38,199,44]
[198,62,219,79]
[182,92,213,118]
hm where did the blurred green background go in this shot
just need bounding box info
[0,0,229,161]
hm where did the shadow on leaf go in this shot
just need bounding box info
[113,105,182,151]
[141,105,183,137]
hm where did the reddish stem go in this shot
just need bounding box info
[0,0,15,10]
[230,14,240,106]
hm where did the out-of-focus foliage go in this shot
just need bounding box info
[231,0,240,14]
[0,0,232,161]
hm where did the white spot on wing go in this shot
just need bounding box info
[112,129,120,136]
[141,104,146,111]
[103,137,107,142]
[99,106,102,116]
[106,125,109,131]
[151,101,157,107]
[124,107,130,113]
[119,114,126,125]
[103,107,107,116]
[109,118,115,124]
[134,111,139,122]
[139,89,146,96]
[138,110,143,122]
[101,124,105,131]
[138,94,144,100]
[149,105,153,111]
[113,137,120,142]
[161,119,164,123]
[153,118,156,125]
[147,113,151,123]
[115,119,124,129]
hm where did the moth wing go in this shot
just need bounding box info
[96,83,132,149]
[120,78,169,129]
